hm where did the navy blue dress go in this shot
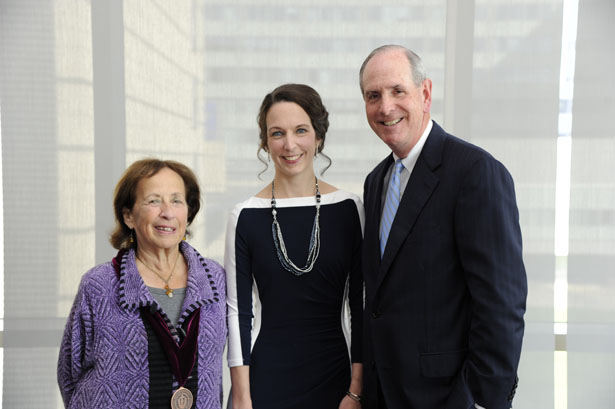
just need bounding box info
[225,191,364,409]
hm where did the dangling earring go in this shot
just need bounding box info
[267,152,271,163]
[129,231,135,244]
[182,235,186,241]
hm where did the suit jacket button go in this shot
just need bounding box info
[371,310,380,319]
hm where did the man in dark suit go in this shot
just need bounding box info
[359,44,527,409]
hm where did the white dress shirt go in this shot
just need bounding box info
[379,119,432,236]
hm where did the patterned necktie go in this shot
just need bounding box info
[380,159,404,257]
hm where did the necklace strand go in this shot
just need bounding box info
[271,178,321,276]
[136,251,180,297]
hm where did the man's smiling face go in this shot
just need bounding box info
[362,48,432,158]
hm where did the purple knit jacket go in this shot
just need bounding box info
[57,242,227,408]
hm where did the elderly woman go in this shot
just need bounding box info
[58,159,226,409]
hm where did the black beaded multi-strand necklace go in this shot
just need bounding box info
[270,177,321,276]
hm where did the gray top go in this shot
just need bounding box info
[148,286,186,327]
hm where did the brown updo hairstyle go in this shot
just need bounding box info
[109,158,201,250]
[257,83,332,177]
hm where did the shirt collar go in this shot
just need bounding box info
[118,241,218,312]
[392,119,433,172]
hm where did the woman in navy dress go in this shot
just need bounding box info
[225,84,364,409]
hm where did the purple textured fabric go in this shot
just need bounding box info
[57,241,227,408]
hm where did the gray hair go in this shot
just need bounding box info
[359,45,426,94]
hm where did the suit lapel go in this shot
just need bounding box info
[375,122,445,289]
[366,155,393,267]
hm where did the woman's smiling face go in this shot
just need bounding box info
[123,167,188,253]
[265,101,321,179]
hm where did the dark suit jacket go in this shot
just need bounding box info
[362,122,527,409]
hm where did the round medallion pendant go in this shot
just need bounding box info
[171,387,193,409]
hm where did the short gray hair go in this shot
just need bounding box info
[359,45,426,94]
